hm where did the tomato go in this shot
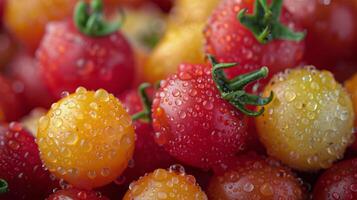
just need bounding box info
[313,158,357,200]
[47,188,109,200]
[284,0,357,67]
[150,0,173,12]
[151,57,272,169]
[207,155,306,200]
[0,31,16,70]
[123,167,208,200]
[0,75,25,122]
[143,0,220,83]
[7,52,55,109]
[4,0,77,53]
[21,108,47,137]
[37,87,135,189]
[345,73,357,151]
[204,0,305,87]
[256,67,355,171]
[0,122,58,199]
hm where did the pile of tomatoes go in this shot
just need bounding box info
[0,0,357,199]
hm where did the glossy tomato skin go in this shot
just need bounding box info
[119,89,175,184]
[47,188,109,200]
[205,0,305,83]
[152,63,248,169]
[313,158,357,200]
[0,122,58,199]
[37,87,135,189]
[8,52,55,109]
[256,67,355,171]
[284,0,357,67]
[37,20,135,99]
[0,75,25,122]
[345,73,357,151]
[208,155,306,200]
[4,0,77,53]
[123,168,208,200]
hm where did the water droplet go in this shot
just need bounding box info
[94,89,110,102]
[203,101,214,110]
[306,102,317,111]
[172,89,181,97]
[53,118,63,127]
[284,91,296,102]
[260,183,273,196]
[158,192,168,199]
[350,184,357,192]
[61,91,70,98]
[77,191,87,199]
[87,170,97,179]
[75,87,87,94]
[101,168,110,177]
[153,169,168,181]
[8,140,20,150]
[64,132,79,145]
[243,182,254,192]
[169,164,185,175]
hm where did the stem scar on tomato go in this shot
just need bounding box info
[0,179,8,194]
[238,0,306,44]
[208,54,273,116]
[74,0,125,36]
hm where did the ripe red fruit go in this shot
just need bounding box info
[204,0,305,88]
[0,0,4,27]
[313,158,357,200]
[37,0,135,99]
[0,122,58,199]
[118,86,175,184]
[284,0,357,68]
[151,56,272,169]
[7,52,55,109]
[207,155,306,200]
[0,75,25,122]
[0,31,16,70]
[47,188,108,200]
[151,0,173,12]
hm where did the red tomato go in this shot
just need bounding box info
[313,158,357,200]
[284,0,357,67]
[0,122,58,199]
[7,52,55,109]
[204,0,305,90]
[37,19,135,99]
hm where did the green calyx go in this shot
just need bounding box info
[208,55,273,117]
[74,0,125,37]
[0,179,8,194]
[132,83,153,123]
[238,0,305,44]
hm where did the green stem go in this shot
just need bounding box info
[0,179,8,194]
[132,83,152,122]
[208,54,273,117]
[74,0,125,37]
[238,0,305,44]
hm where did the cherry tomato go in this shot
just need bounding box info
[345,73,357,151]
[284,0,357,67]
[151,58,271,169]
[205,0,305,86]
[150,0,173,12]
[4,0,77,53]
[256,67,355,171]
[123,167,208,200]
[37,18,135,99]
[143,0,220,83]
[37,87,135,189]
[0,122,58,199]
[313,158,357,200]
[0,0,4,27]
[208,155,306,200]
[7,52,55,109]
[0,31,16,70]
[47,188,109,200]
[0,75,25,122]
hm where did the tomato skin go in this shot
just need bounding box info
[37,20,135,99]
[47,188,109,200]
[4,0,77,53]
[208,155,306,200]
[0,122,58,199]
[313,158,357,200]
[0,75,25,122]
[37,87,135,189]
[8,52,55,109]
[0,31,16,70]
[345,73,357,151]
[151,64,248,169]
[204,0,305,84]
[256,67,355,171]
[118,89,175,184]
[123,168,208,200]
[284,0,357,67]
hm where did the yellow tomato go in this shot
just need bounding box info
[37,87,135,189]
[256,67,355,171]
[123,168,208,200]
